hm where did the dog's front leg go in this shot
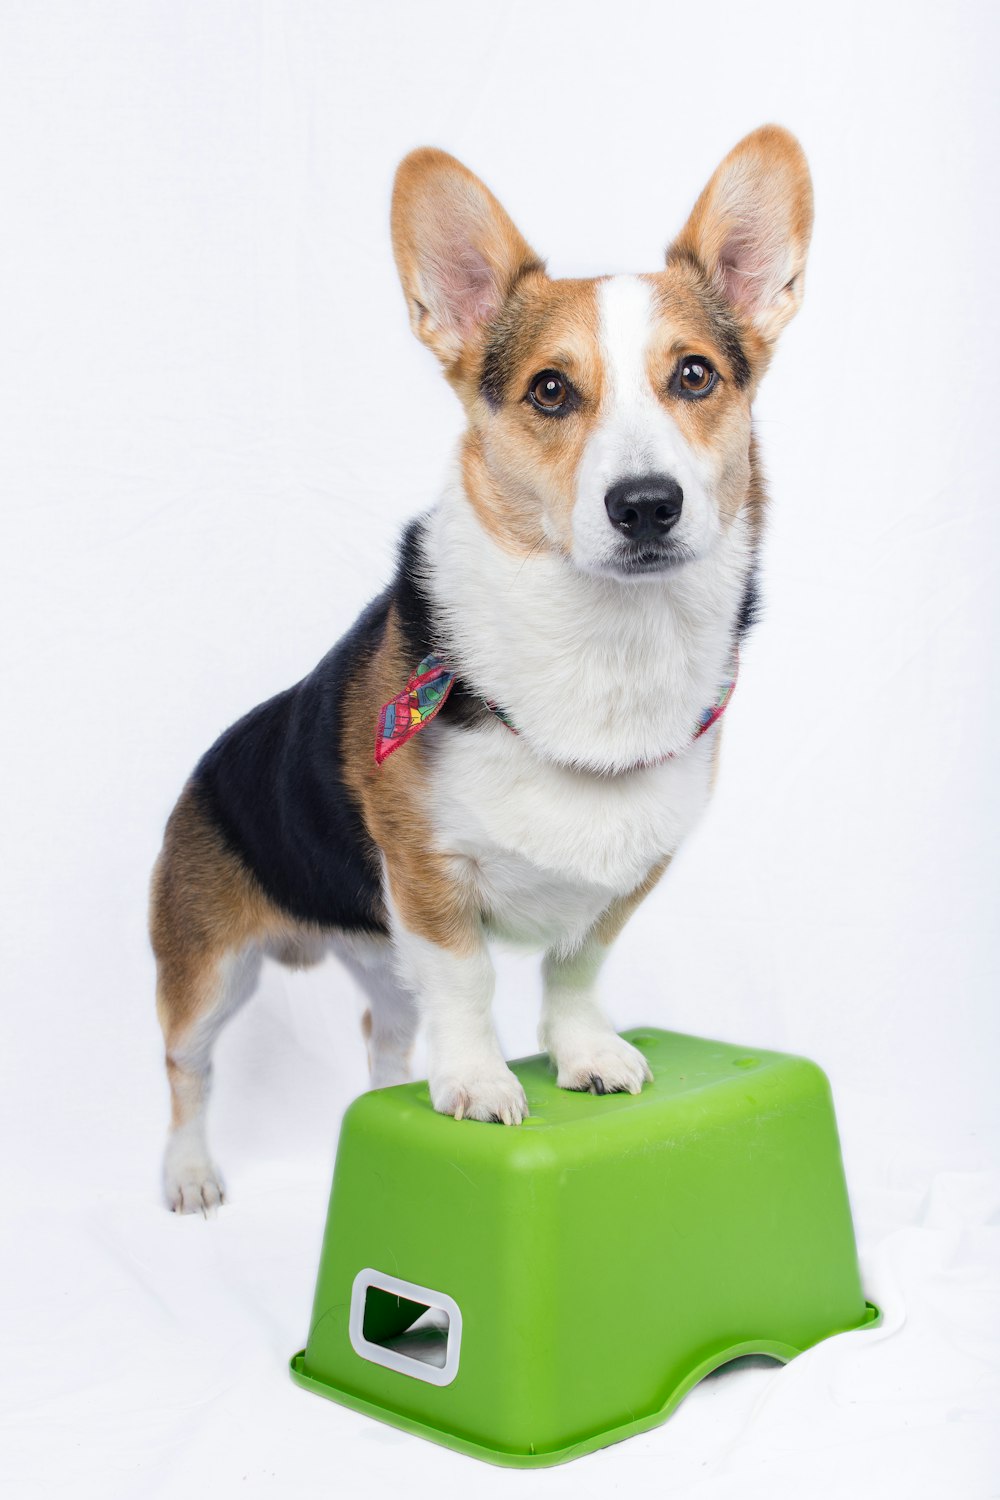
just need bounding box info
[387,898,528,1124]
[540,936,652,1096]
[540,865,666,1094]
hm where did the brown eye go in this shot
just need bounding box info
[678,356,717,396]
[528,370,568,413]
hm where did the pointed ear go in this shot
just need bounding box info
[670,125,814,346]
[391,148,544,368]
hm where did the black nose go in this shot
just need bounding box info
[604,475,683,540]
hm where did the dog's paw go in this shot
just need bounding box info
[431,1066,529,1125]
[164,1148,226,1216]
[554,1032,653,1096]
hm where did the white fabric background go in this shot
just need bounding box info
[1,2,997,1495]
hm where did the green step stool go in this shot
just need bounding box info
[290,1028,879,1467]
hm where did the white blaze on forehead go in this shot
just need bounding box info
[571,274,719,572]
[596,274,688,472]
[598,274,659,446]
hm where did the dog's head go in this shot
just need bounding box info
[391,127,812,580]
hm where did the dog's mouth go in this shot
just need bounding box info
[605,540,695,577]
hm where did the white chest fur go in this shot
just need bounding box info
[420,474,750,955]
[427,716,716,954]
[424,475,751,774]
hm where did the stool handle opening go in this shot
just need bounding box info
[348,1268,463,1387]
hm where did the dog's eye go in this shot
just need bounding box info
[528,370,568,413]
[677,357,718,397]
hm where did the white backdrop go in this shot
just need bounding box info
[2,3,997,1496]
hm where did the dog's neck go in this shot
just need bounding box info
[423,459,755,775]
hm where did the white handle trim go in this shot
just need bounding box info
[348,1267,463,1387]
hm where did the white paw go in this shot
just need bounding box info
[164,1146,226,1216]
[430,1066,529,1125]
[552,1032,653,1096]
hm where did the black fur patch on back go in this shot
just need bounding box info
[191,516,472,933]
[193,593,391,933]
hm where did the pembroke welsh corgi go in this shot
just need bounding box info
[150,126,813,1212]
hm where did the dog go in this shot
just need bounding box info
[150,126,813,1213]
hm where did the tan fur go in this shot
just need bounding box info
[645,270,753,386]
[592,858,669,949]
[744,431,769,554]
[460,430,546,555]
[360,1006,373,1072]
[670,124,814,358]
[339,607,481,956]
[639,268,752,529]
[151,787,300,1046]
[391,147,543,394]
[459,275,604,556]
[151,789,309,1142]
[488,281,604,541]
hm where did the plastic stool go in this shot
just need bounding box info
[290,1028,879,1466]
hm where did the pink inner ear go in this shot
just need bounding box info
[716,212,787,318]
[430,240,500,336]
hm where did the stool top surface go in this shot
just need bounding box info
[344,1028,827,1163]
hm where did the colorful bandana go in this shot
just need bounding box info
[690,654,738,742]
[374,655,456,765]
[374,646,739,769]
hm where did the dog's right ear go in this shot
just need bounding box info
[669,126,813,350]
[391,149,543,370]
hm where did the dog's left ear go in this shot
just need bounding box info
[670,125,813,347]
[391,148,543,369]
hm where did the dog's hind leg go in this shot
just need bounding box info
[334,936,419,1089]
[150,784,280,1213]
[157,943,262,1213]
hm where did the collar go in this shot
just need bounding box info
[375,645,739,771]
